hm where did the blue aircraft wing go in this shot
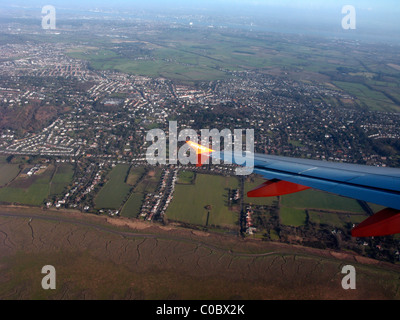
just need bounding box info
[211,150,400,237]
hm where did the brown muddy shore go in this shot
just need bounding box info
[0,205,399,300]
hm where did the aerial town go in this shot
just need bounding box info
[0,17,400,264]
[1,1,400,302]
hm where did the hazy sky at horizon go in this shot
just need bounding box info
[1,0,399,43]
[3,0,398,8]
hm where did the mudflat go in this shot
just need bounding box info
[0,205,399,300]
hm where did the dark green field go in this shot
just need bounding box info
[0,165,55,206]
[177,170,195,184]
[94,165,132,210]
[50,164,74,196]
[333,81,399,113]
[0,164,20,187]
[167,173,239,228]
[120,167,163,218]
[121,193,145,218]
[308,210,367,229]
[280,207,307,227]
[280,189,365,213]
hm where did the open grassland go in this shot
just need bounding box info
[0,163,75,206]
[167,173,239,228]
[279,189,371,228]
[0,208,399,300]
[50,164,74,196]
[0,164,20,187]
[65,30,345,82]
[0,165,55,206]
[94,165,132,210]
[308,210,367,229]
[333,81,400,113]
[120,167,163,218]
[280,189,364,213]
[121,193,145,218]
[126,166,146,186]
[177,170,195,184]
[280,207,307,227]
[134,167,162,194]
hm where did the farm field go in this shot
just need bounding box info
[166,173,239,228]
[94,164,132,210]
[0,165,55,206]
[50,164,74,196]
[280,189,365,213]
[332,81,400,113]
[308,210,367,229]
[62,28,400,112]
[0,164,20,187]
[134,167,162,194]
[176,170,195,184]
[126,166,146,186]
[280,207,307,227]
[278,189,375,229]
[120,166,163,218]
[121,193,145,218]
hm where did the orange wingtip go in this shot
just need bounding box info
[186,141,214,167]
[186,141,215,155]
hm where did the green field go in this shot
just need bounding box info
[333,81,400,113]
[50,164,74,196]
[121,193,145,218]
[95,165,132,210]
[134,167,162,193]
[167,173,239,228]
[62,28,400,112]
[126,166,146,186]
[120,166,163,218]
[177,170,195,184]
[0,165,55,206]
[308,210,367,229]
[67,45,228,81]
[280,189,364,213]
[0,164,20,187]
[65,31,343,82]
[280,207,307,227]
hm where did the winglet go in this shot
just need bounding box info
[186,141,215,167]
[352,208,400,237]
[247,179,310,197]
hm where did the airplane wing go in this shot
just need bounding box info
[186,141,400,237]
